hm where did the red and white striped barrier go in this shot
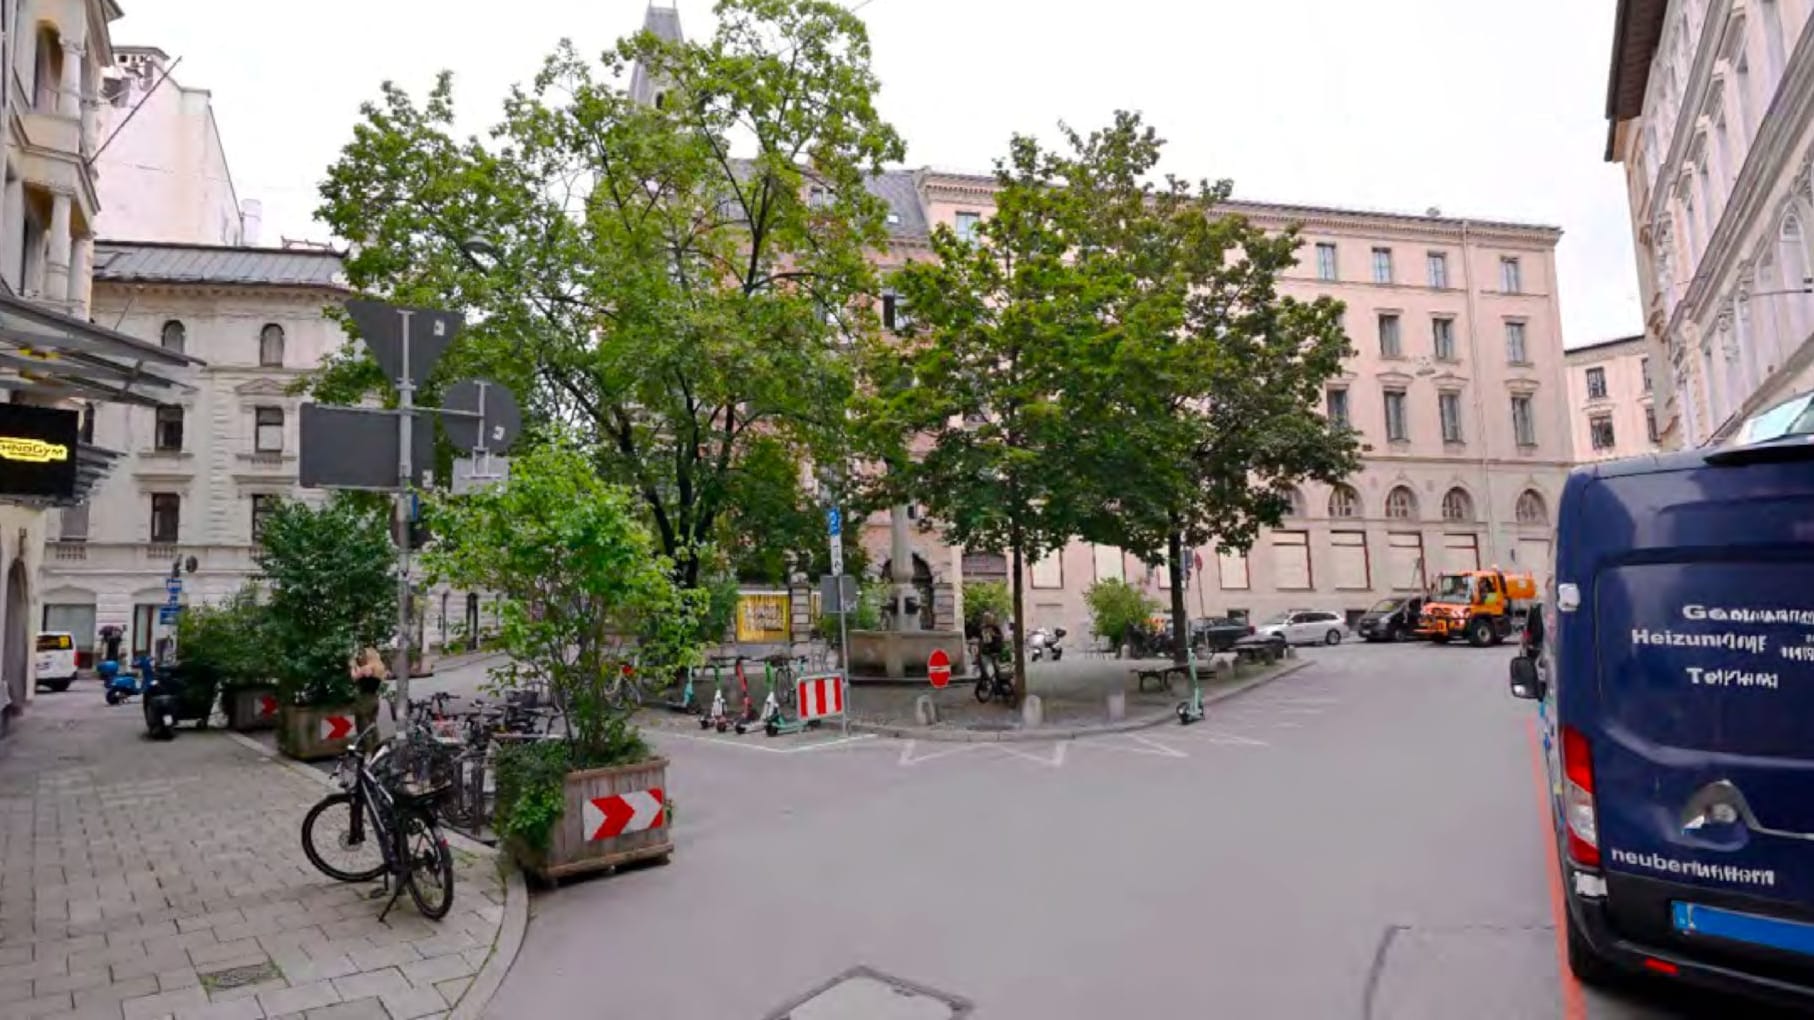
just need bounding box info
[795,673,846,721]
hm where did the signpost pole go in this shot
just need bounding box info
[829,505,849,737]
[393,310,414,718]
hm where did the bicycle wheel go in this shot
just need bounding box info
[301,792,386,883]
[401,808,455,919]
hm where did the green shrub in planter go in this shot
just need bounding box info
[254,496,397,713]
[424,444,705,866]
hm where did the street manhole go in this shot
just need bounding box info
[765,966,971,1020]
[199,960,281,991]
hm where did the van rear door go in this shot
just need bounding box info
[1588,464,1814,965]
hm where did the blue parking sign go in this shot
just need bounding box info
[826,507,841,537]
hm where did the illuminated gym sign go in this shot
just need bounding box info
[0,437,68,463]
[0,404,77,499]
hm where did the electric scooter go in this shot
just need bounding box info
[698,658,730,732]
[663,665,697,714]
[1177,642,1207,725]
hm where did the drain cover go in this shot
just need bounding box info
[199,960,281,991]
[766,966,970,1020]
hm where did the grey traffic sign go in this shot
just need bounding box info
[299,404,439,491]
[442,378,522,453]
[820,574,859,614]
[345,300,462,389]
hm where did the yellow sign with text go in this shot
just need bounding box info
[0,436,69,464]
[736,593,790,643]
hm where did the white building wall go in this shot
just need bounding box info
[95,47,244,245]
[44,283,343,654]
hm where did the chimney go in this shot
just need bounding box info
[240,199,262,247]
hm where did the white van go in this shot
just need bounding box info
[34,632,77,692]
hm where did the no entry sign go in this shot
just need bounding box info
[928,648,951,689]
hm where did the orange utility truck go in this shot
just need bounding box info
[1415,568,1537,646]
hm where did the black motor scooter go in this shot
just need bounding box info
[143,661,215,740]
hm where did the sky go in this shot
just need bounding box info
[108,0,1643,347]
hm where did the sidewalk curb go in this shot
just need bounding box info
[219,730,530,1019]
[451,862,527,1020]
[847,658,1313,743]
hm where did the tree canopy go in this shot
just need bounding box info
[315,0,906,588]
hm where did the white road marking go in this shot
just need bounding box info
[994,742,1066,767]
[659,730,877,755]
[1179,729,1272,746]
[898,740,987,766]
[1079,733,1189,758]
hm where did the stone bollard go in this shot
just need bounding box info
[914,694,938,726]
[1106,690,1126,722]
[1021,693,1043,728]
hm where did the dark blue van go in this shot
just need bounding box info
[1513,402,1814,1006]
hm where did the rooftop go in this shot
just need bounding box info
[92,241,347,290]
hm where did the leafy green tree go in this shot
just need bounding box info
[858,136,1099,698]
[962,580,1011,635]
[421,443,706,769]
[1084,578,1159,652]
[1054,112,1360,663]
[255,497,398,706]
[314,0,905,593]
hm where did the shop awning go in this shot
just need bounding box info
[0,289,198,407]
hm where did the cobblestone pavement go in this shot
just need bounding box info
[0,688,506,1020]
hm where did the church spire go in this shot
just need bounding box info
[629,4,684,108]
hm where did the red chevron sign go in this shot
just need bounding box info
[582,789,665,841]
[319,714,355,742]
[796,674,844,720]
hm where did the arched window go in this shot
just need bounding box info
[259,323,285,367]
[1441,487,1474,522]
[1782,215,1812,341]
[160,320,185,354]
[1327,484,1360,519]
[1385,486,1417,520]
[1515,489,1547,525]
[1281,487,1305,517]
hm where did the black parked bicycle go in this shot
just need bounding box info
[300,724,456,921]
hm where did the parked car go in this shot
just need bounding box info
[1355,597,1424,643]
[34,632,77,692]
[1254,610,1347,646]
[1192,616,1255,652]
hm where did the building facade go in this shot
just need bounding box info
[1564,335,1663,461]
[43,243,348,657]
[0,0,194,722]
[1605,0,1814,449]
[95,45,257,246]
[37,48,345,660]
[851,171,1575,640]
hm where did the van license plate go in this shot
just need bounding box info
[1674,902,1814,957]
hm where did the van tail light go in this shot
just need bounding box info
[1561,725,1600,868]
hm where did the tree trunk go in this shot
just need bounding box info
[1168,528,1189,665]
[1010,539,1028,702]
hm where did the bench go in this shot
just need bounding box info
[1229,640,1288,669]
[1131,663,1208,693]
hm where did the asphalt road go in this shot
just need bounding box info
[471,641,1780,1019]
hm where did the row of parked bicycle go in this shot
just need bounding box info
[296,687,563,921]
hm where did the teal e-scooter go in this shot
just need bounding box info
[1176,642,1207,725]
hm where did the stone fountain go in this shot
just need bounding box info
[846,504,968,680]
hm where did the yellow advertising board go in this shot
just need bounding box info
[736,592,790,643]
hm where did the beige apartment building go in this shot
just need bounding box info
[849,170,1575,638]
[1604,0,1814,449]
[1565,335,1664,461]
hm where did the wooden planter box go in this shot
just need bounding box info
[516,757,671,880]
[224,685,280,732]
[277,697,379,761]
